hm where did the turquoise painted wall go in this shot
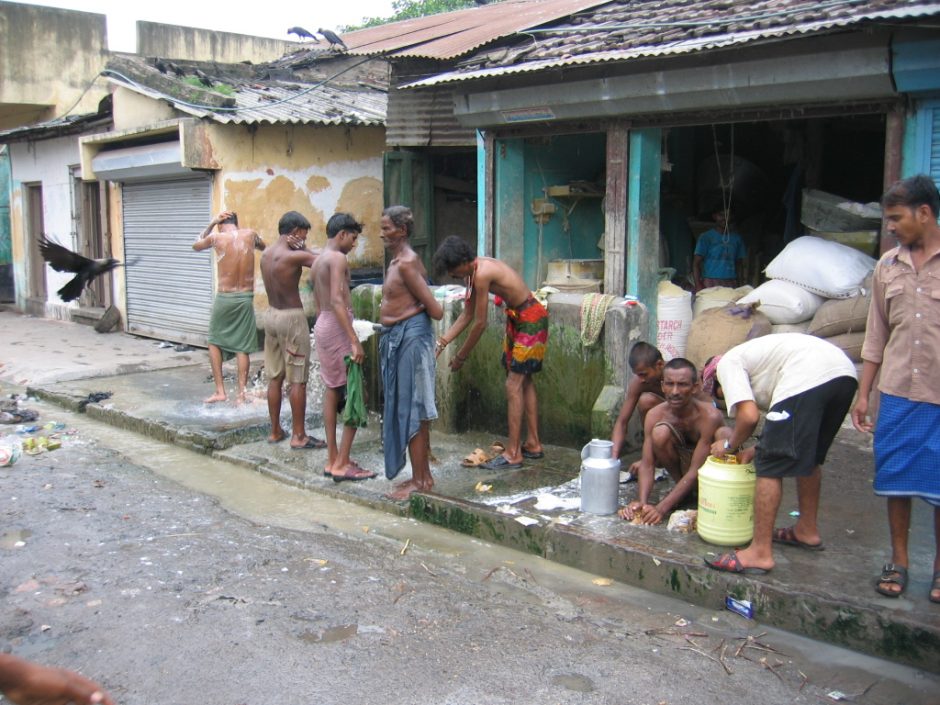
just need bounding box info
[520,133,607,287]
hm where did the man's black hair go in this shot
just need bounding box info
[882,174,940,218]
[220,212,238,227]
[278,210,311,235]
[432,235,475,276]
[628,341,663,370]
[663,357,697,380]
[326,212,362,238]
[382,205,414,236]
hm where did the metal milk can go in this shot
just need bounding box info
[580,439,621,514]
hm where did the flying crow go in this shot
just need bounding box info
[37,236,126,303]
[288,26,316,40]
[318,28,347,51]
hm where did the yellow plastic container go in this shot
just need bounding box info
[697,455,757,546]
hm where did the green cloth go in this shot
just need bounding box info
[207,292,258,360]
[342,356,367,428]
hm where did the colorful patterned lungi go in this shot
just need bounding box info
[503,295,548,374]
[874,393,940,507]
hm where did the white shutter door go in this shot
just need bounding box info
[122,178,213,346]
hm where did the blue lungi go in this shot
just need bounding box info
[379,313,438,480]
[874,393,940,506]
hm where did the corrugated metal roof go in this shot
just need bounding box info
[103,55,387,126]
[342,0,612,59]
[0,106,112,142]
[403,0,940,87]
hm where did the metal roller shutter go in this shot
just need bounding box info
[931,104,940,185]
[122,178,213,346]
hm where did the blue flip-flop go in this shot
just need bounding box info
[480,455,522,470]
[291,436,326,450]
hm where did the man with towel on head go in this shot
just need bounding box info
[378,206,443,501]
[193,211,265,404]
[311,213,375,482]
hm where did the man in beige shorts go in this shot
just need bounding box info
[259,211,324,449]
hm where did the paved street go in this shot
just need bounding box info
[2,400,937,705]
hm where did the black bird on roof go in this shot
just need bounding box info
[318,28,347,51]
[192,68,214,88]
[288,26,316,41]
[168,61,186,78]
[37,236,128,303]
[153,57,170,74]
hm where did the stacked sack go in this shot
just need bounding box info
[735,236,875,360]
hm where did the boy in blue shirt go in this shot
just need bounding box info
[692,209,746,291]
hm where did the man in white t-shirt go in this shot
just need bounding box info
[700,334,857,574]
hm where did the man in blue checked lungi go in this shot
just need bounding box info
[853,174,940,604]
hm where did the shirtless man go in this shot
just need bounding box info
[193,211,265,403]
[619,358,727,525]
[610,342,666,461]
[379,206,443,500]
[432,235,548,470]
[259,211,324,449]
[311,213,374,481]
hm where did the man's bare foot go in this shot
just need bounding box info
[204,392,227,404]
[386,480,422,501]
[234,392,254,406]
[268,428,286,443]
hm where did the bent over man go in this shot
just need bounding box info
[433,235,548,470]
[703,333,857,575]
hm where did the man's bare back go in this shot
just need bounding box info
[311,249,350,313]
[261,236,317,310]
[214,229,264,292]
[471,256,531,308]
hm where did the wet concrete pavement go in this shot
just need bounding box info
[3,309,939,673]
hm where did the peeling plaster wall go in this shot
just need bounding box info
[205,122,386,311]
[8,136,88,315]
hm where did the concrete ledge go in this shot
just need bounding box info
[406,492,940,672]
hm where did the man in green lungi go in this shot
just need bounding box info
[193,211,266,404]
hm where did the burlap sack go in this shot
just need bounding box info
[685,304,773,369]
[807,293,871,337]
[822,331,866,363]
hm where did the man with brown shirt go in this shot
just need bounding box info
[852,174,940,603]
[259,211,324,450]
[193,211,265,404]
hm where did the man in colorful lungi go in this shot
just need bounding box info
[311,213,375,482]
[379,206,444,500]
[852,174,940,603]
[702,334,857,574]
[432,235,548,470]
[193,211,265,404]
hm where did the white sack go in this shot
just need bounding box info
[765,235,876,299]
[736,279,824,325]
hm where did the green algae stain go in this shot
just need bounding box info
[669,568,682,593]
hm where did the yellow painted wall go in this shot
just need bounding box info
[204,122,385,310]
[112,87,179,132]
